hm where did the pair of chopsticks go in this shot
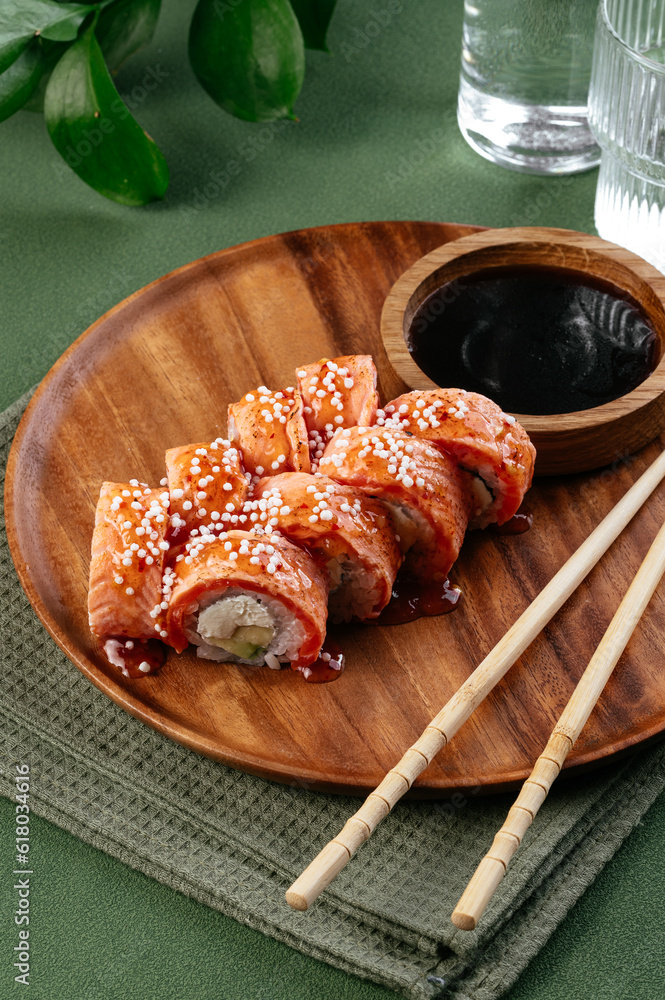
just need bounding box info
[285,447,665,923]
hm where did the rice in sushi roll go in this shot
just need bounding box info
[165,529,328,670]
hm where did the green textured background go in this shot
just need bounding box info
[1,1,663,997]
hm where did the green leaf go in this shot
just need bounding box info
[289,0,335,52]
[0,36,31,75]
[189,0,305,123]
[95,0,161,73]
[0,37,43,122]
[19,38,70,112]
[44,22,168,205]
[40,4,96,42]
[0,0,94,68]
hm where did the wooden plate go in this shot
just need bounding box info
[6,221,665,797]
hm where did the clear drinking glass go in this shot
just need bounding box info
[588,0,665,272]
[457,0,601,174]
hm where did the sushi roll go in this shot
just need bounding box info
[165,438,249,542]
[319,427,472,582]
[228,385,310,479]
[384,389,536,528]
[88,481,172,677]
[251,472,403,622]
[296,356,379,468]
[165,529,328,670]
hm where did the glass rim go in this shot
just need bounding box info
[600,0,665,75]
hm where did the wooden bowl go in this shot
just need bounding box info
[380,227,665,475]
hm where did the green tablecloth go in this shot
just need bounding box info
[1,2,664,998]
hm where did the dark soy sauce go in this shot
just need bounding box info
[408,266,658,415]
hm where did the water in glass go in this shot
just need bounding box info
[458,0,601,174]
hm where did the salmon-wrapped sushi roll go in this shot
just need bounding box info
[319,427,471,581]
[88,481,172,677]
[251,472,403,622]
[165,529,328,669]
[385,389,536,528]
[296,356,379,468]
[165,438,249,541]
[228,385,310,479]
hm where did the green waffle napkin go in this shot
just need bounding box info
[2,390,665,1000]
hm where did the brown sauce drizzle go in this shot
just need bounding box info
[105,637,166,678]
[492,508,534,535]
[367,574,462,626]
[296,638,345,683]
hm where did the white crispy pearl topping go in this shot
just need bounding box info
[386,392,518,437]
[247,476,378,536]
[319,428,440,495]
[108,485,170,586]
[170,438,246,527]
[104,484,171,626]
[384,397,446,432]
[246,388,294,428]
[174,530,287,576]
[299,362,358,465]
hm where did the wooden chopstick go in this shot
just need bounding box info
[451,515,665,930]
[285,448,665,912]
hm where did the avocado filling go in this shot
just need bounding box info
[198,596,275,660]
